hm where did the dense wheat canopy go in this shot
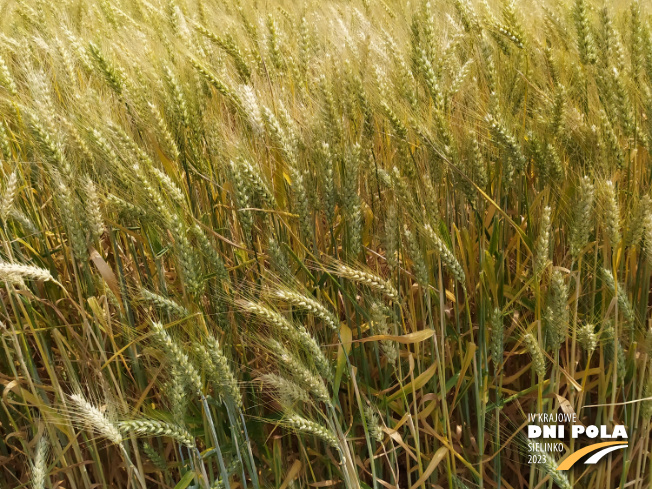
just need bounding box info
[1,0,652,488]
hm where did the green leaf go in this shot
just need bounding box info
[173,470,197,489]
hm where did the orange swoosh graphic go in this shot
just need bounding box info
[557,441,628,470]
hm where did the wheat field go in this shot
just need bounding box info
[0,0,651,487]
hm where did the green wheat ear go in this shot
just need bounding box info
[602,324,627,382]
[523,333,546,378]
[424,224,465,286]
[0,53,17,96]
[267,339,330,403]
[403,225,428,287]
[119,419,195,448]
[30,436,49,489]
[577,323,597,356]
[196,335,243,408]
[150,321,203,394]
[370,302,398,366]
[284,411,339,448]
[0,171,18,221]
[602,269,635,327]
[530,444,572,489]
[570,176,595,258]
[142,442,168,472]
[599,180,621,247]
[333,262,398,301]
[259,373,310,405]
[544,270,569,351]
[272,288,339,331]
[533,206,552,277]
[290,167,314,243]
[489,308,504,369]
[140,288,189,317]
